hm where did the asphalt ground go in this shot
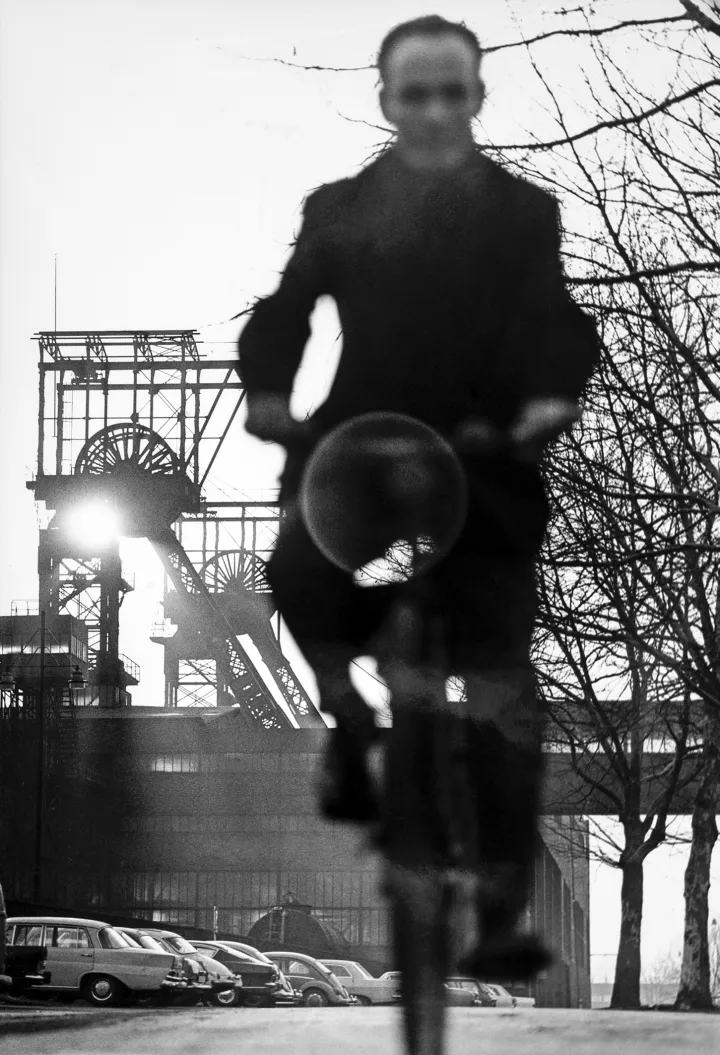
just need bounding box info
[1,1007,719,1054]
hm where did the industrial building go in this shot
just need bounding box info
[1,330,591,1009]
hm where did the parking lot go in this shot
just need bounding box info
[2,1006,719,1054]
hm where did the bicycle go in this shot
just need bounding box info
[267,403,578,1055]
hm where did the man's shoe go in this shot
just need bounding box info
[457,931,553,983]
[319,726,381,824]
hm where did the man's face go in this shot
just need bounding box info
[380,34,484,154]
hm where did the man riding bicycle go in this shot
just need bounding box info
[237,15,600,982]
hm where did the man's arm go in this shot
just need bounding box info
[509,190,601,408]
[237,186,332,438]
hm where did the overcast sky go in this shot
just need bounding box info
[1,0,717,977]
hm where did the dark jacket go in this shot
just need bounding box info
[237,148,600,437]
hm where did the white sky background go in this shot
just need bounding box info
[0,0,718,977]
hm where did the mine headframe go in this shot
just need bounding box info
[25,330,324,728]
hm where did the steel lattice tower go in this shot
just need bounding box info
[28,329,324,728]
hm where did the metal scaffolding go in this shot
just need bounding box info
[26,330,324,727]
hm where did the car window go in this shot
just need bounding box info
[125,932,167,953]
[287,960,313,976]
[120,932,142,946]
[328,965,351,979]
[226,942,273,964]
[50,926,90,949]
[11,924,44,946]
[97,927,131,950]
[194,946,220,960]
[144,935,174,952]
[215,946,254,963]
[160,935,197,955]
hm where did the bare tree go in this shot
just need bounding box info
[484,1,720,1010]
[641,949,682,1006]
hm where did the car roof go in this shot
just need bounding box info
[8,917,113,929]
[192,945,256,962]
[221,941,273,960]
[265,951,319,963]
[193,940,253,954]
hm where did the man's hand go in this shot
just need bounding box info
[510,397,580,449]
[245,393,300,444]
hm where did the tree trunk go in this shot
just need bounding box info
[675,737,720,1011]
[610,855,644,1008]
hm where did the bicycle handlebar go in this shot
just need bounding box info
[261,403,580,464]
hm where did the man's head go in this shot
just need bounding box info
[377,16,484,169]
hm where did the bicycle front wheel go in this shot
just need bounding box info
[386,862,450,1055]
[381,701,480,1055]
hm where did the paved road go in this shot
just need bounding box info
[2,1007,719,1055]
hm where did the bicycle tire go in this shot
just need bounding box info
[382,707,479,1055]
[386,860,450,1055]
[379,581,481,1055]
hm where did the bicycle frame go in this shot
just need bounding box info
[379,581,482,1055]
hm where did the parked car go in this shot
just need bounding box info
[2,938,51,995]
[452,978,497,1007]
[481,982,536,1007]
[319,959,397,1005]
[443,977,481,1007]
[6,917,188,1006]
[124,928,240,1007]
[209,940,301,1006]
[509,991,536,1008]
[380,970,402,1002]
[264,951,354,1007]
[476,982,516,1008]
[116,927,211,1005]
[191,940,283,1007]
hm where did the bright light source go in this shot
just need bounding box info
[65,502,122,549]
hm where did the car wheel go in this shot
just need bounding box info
[210,987,240,1007]
[356,995,372,1006]
[302,988,329,1008]
[83,975,126,1007]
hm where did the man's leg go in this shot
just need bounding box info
[457,669,551,979]
[440,550,552,979]
[266,501,390,819]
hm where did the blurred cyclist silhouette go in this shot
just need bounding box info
[237,15,600,981]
